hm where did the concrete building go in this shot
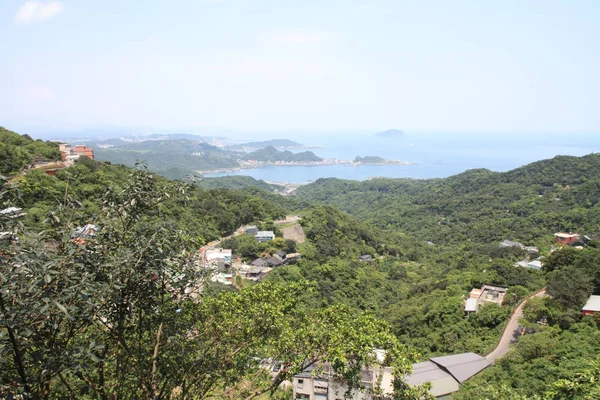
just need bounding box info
[205,248,232,267]
[292,353,490,400]
[245,225,259,235]
[255,231,275,242]
[293,364,394,400]
[465,285,507,313]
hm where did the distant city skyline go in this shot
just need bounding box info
[1,0,599,135]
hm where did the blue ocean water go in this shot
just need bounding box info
[205,132,600,184]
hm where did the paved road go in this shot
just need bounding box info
[486,289,546,363]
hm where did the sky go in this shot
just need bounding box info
[1,0,600,136]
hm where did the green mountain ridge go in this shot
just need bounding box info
[1,128,599,399]
[241,146,323,162]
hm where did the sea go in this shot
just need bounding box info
[205,132,600,184]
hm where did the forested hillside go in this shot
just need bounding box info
[0,127,61,175]
[0,130,431,399]
[295,154,600,246]
[2,129,599,399]
[198,175,282,192]
[93,139,240,180]
[241,146,323,162]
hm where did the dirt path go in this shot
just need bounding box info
[485,289,547,363]
[281,223,305,243]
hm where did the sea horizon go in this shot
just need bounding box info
[203,132,600,184]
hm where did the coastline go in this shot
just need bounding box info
[197,159,417,175]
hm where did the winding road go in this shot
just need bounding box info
[485,289,547,363]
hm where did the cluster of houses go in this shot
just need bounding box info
[242,251,302,281]
[292,351,491,399]
[198,244,302,285]
[31,143,95,176]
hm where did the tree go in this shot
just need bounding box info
[0,168,427,399]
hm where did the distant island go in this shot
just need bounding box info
[227,139,304,151]
[376,129,404,138]
[354,156,416,165]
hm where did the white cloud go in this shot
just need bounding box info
[15,1,64,25]
[266,31,325,45]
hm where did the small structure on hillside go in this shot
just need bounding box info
[554,232,580,245]
[285,253,302,264]
[251,258,268,267]
[581,295,600,317]
[255,231,275,242]
[264,256,283,267]
[465,284,507,313]
[241,265,272,281]
[499,239,524,249]
[245,225,259,235]
[515,258,543,270]
[359,254,374,262]
[205,248,232,269]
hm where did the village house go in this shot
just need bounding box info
[204,248,232,269]
[464,284,507,314]
[240,265,272,281]
[285,253,302,264]
[359,254,374,262]
[581,295,600,317]
[515,258,543,270]
[554,232,581,245]
[255,230,275,242]
[499,239,539,255]
[245,225,259,235]
[251,258,268,267]
[292,352,490,400]
[499,239,524,249]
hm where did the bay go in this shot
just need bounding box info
[205,132,600,184]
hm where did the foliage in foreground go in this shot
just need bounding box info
[0,168,429,399]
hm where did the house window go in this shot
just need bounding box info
[297,379,304,389]
[295,394,310,400]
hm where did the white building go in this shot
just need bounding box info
[255,231,275,242]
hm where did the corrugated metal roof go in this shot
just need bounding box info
[405,361,460,397]
[430,352,490,383]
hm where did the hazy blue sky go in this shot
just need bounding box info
[1,0,599,134]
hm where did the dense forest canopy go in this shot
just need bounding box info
[0,127,61,176]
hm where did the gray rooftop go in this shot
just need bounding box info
[429,352,490,383]
[582,295,600,312]
[406,361,460,397]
